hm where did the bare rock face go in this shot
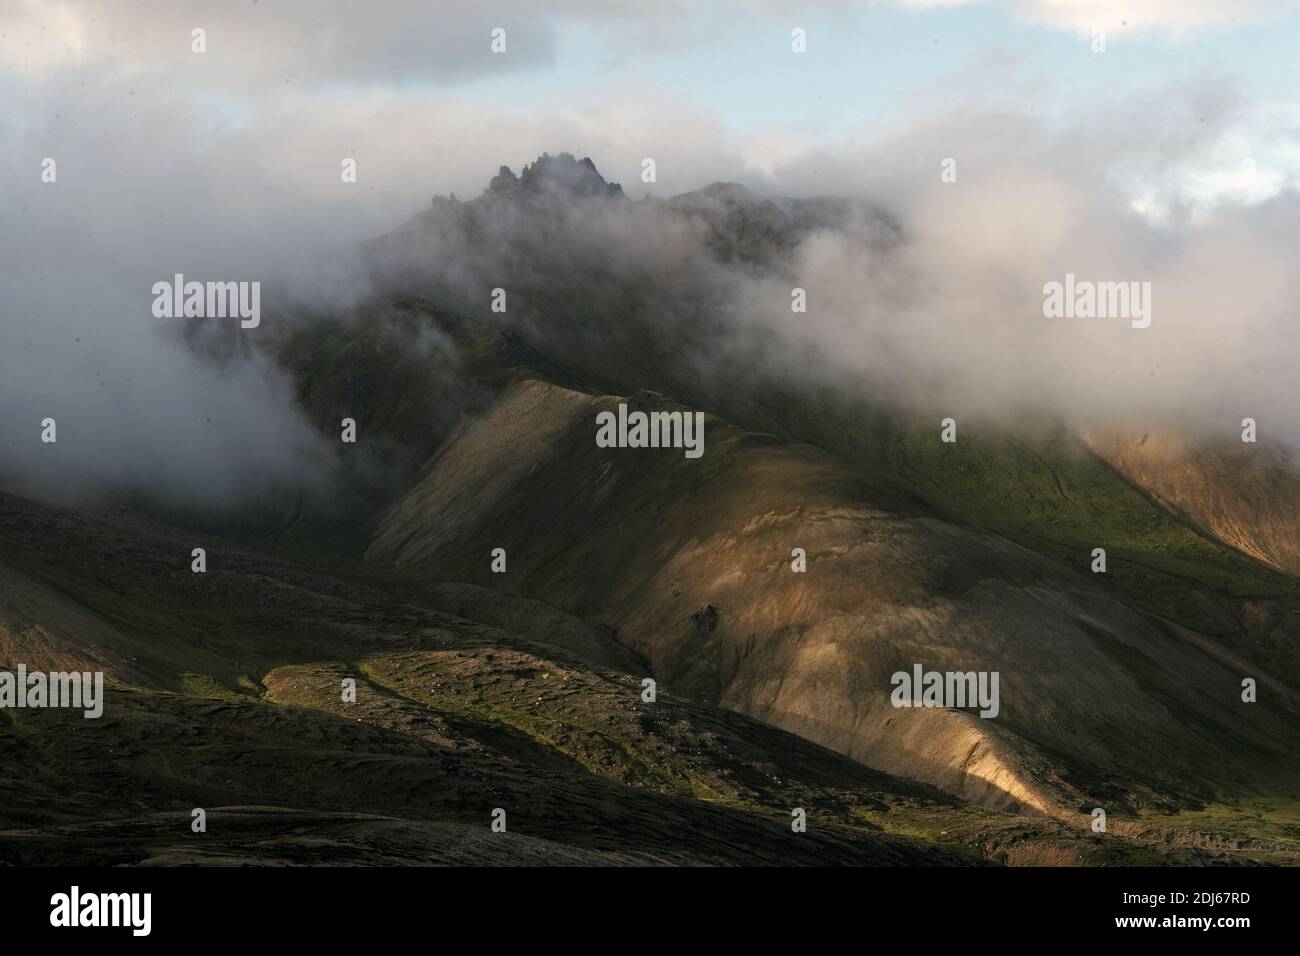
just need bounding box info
[1080,424,1300,578]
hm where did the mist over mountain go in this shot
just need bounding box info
[4,0,1300,878]
[6,76,1300,512]
[341,150,1300,469]
[338,147,1300,484]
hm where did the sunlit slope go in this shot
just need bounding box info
[366,378,1300,817]
[0,560,157,689]
[1080,426,1300,579]
[733,389,1300,692]
[299,296,1300,703]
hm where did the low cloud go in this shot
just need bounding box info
[2,5,1299,513]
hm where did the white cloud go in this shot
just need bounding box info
[0,0,680,88]
[5,0,1289,95]
[899,0,1293,33]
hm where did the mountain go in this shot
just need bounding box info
[364,373,1300,820]
[3,155,1299,866]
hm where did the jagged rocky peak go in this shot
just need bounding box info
[486,152,625,200]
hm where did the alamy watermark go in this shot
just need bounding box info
[595,403,704,459]
[1042,273,1151,329]
[151,274,260,328]
[50,886,150,936]
[890,664,999,718]
[0,665,104,718]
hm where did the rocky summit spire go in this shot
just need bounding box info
[486,152,624,200]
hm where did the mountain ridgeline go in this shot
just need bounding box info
[3,154,1299,866]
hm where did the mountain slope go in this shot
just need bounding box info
[365,376,1300,819]
[1081,425,1300,579]
[8,155,1300,867]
